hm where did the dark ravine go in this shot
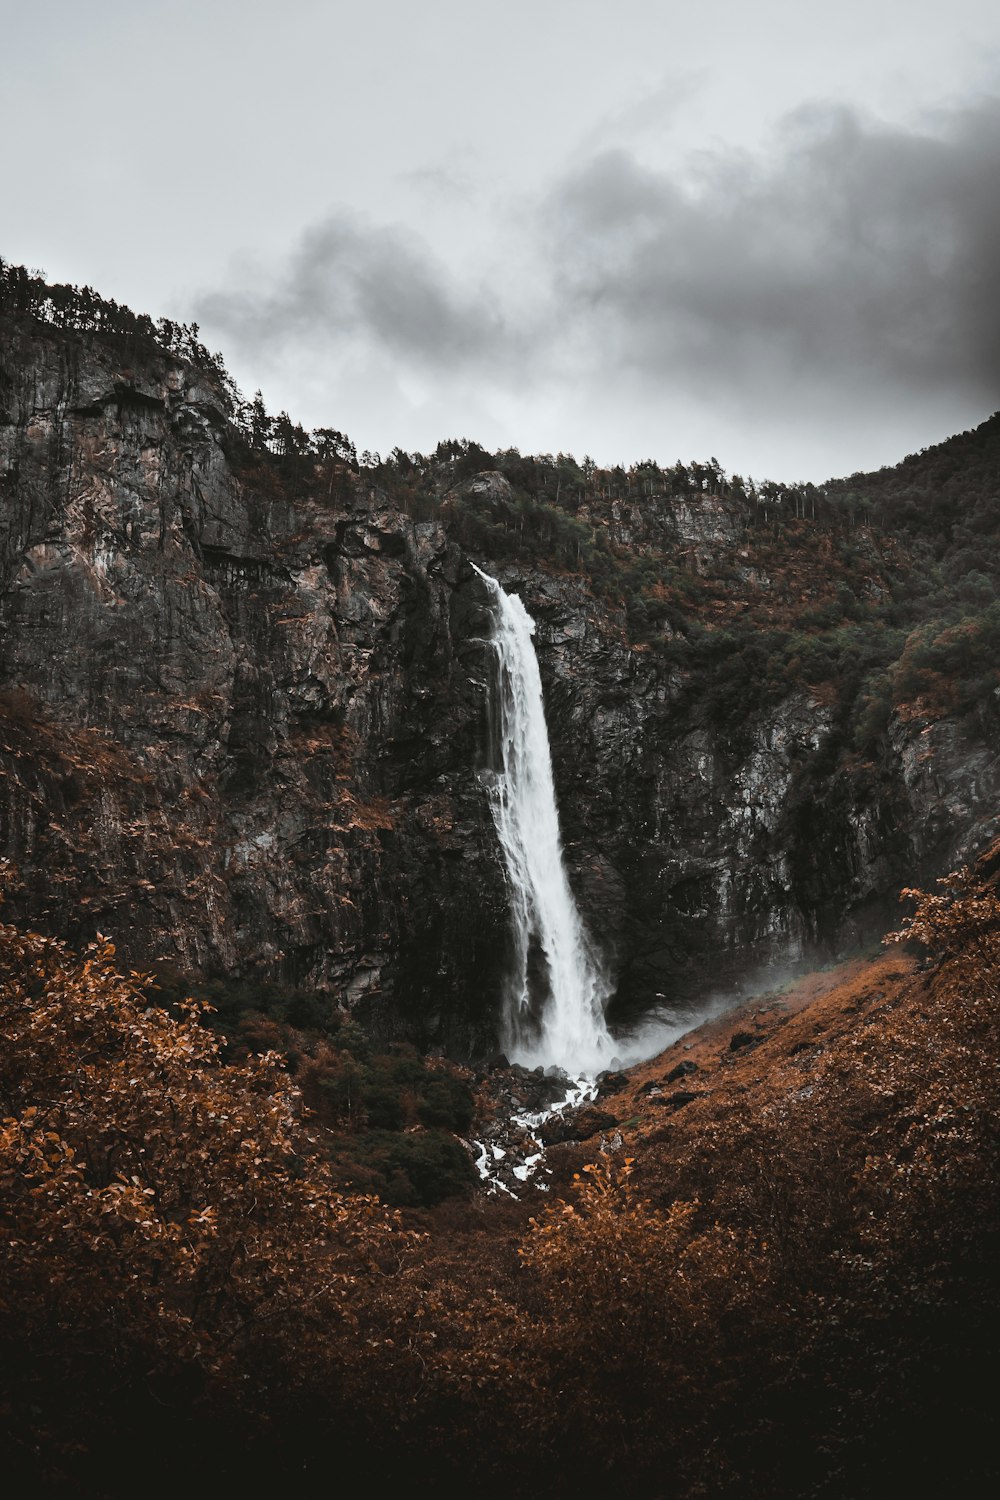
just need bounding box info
[2,315,999,1055]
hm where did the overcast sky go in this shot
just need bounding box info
[4,0,1000,480]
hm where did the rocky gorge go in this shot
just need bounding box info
[2,300,999,1059]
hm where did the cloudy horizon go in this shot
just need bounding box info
[5,0,1000,481]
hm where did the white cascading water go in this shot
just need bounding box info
[473,565,616,1075]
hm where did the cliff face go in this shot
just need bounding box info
[522,560,1000,1020]
[0,319,510,1051]
[1,319,998,1052]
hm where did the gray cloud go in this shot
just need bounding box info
[197,216,511,372]
[195,94,1000,473]
[571,71,706,160]
[396,165,480,207]
[545,97,1000,404]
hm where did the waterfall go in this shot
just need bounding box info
[473,565,616,1075]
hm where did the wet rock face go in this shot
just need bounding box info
[1,321,998,1052]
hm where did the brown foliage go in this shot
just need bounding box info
[512,1157,764,1483]
[2,868,999,1494]
[890,866,1000,997]
[0,915,405,1482]
[421,868,1000,1492]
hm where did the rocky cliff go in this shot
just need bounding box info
[0,317,515,1052]
[2,313,998,1053]
[521,555,1000,1023]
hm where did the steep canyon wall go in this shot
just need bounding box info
[1,320,997,1052]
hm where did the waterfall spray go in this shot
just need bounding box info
[473,565,616,1075]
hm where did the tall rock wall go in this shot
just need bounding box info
[525,566,1000,1017]
[1,319,998,1052]
[0,320,509,1051]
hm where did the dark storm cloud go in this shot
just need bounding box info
[545,96,1000,403]
[197,216,510,371]
[197,94,1000,454]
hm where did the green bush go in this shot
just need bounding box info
[140,963,478,1206]
[418,1074,477,1133]
[889,603,1000,711]
[360,1078,407,1130]
[333,1128,478,1207]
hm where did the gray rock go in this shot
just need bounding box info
[665,1060,699,1083]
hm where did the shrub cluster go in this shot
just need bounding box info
[0,914,401,1488]
[3,868,1000,1493]
[148,967,477,1208]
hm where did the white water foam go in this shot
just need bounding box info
[473,565,616,1075]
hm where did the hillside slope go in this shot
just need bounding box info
[2,852,997,1496]
[389,848,1000,1495]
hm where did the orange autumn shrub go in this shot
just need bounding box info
[0,915,403,1481]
